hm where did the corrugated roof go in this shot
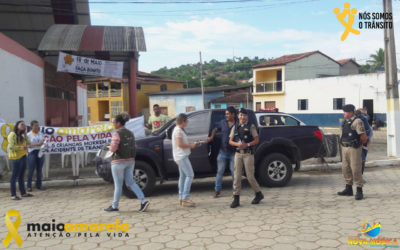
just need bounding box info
[210,92,253,103]
[253,51,339,69]
[38,24,146,52]
[147,84,252,96]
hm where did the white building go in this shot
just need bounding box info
[285,72,399,127]
[0,33,45,125]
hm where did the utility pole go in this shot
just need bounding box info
[383,0,400,157]
[199,51,205,109]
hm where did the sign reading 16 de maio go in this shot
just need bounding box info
[57,52,123,79]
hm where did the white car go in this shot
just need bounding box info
[255,112,306,127]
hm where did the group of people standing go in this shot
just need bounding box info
[171,107,264,208]
[8,120,46,200]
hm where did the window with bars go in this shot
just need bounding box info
[298,99,308,110]
[333,98,345,110]
[111,101,123,118]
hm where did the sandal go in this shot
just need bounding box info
[11,196,21,200]
[22,193,34,197]
[181,199,196,207]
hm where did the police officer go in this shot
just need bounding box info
[229,108,264,208]
[338,104,368,200]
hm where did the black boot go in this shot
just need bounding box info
[230,195,240,208]
[337,184,353,196]
[251,191,264,204]
[355,187,363,200]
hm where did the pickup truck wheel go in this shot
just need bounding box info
[123,161,156,198]
[258,153,293,187]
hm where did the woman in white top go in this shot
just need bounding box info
[27,120,45,191]
[172,113,199,207]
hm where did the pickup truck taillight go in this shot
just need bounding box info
[314,130,323,141]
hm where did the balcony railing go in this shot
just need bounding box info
[255,81,283,93]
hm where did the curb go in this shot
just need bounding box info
[1,159,399,189]
[300,158,400,172]
[0,178,106,189]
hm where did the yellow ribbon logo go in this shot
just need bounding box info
[3,210,23,247]
[1,123,14,153]
[334,2,360,41]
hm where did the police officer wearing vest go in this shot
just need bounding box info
[229,108,264,208]
[338,104,368,200]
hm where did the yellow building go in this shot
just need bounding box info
[85,72,183,123]
[252,51,342,112]
[252,65,285,111]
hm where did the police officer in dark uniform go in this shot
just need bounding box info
[338,104,368,200]
[229,108,264,208]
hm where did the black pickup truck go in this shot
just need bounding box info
[96,109,325,197]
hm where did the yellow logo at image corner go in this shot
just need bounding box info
[3,210,23,247]
[334,2,360,41]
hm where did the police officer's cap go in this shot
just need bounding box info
[343,104,355,112]
[239,108,248,115]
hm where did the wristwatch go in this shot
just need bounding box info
[247,143,250,147]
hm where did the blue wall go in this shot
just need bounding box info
[175,92,223,114]
[290,113,387,127]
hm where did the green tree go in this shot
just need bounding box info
[367,48,384,71]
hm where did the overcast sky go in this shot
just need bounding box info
[89,0,400,73]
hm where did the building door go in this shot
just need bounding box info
[362,99,374,125]
[256,102,261,111]
[98,100,110,121]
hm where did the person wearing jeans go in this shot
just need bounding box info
[111,161,147,209]
[172,113,199,207]
[8,121,33,200]
[27,120,45,191]
[207,106,237,198]
[104,112,149,212]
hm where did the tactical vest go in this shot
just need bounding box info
[341,118,361,148]
[112,128,136,161]
[233,123,254,145]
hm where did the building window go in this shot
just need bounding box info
[19,96,24,118]
[298,99,308,110]
[333,98,345,110]
[186,106,196,112]
[160,84,167,91]
[98,82,109,97]
[264,101,276,109]
[87,84,96,98]
[111,101,123,118]
[160,107,168,115]
[136,84,141,90]
[256,102,261,111]
[110,82,121,97]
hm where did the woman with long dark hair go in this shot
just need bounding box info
[172,113,199,207]
[104,113,149,212]
[8,121,33,200]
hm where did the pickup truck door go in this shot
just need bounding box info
[163,111,213,175]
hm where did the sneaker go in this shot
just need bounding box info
[11,196,21,201]
[104,206,119,212]
[27,188,33,192]
[139,201,150,212]
[37,187,46,191]
[182,199,196,207]
[213,191,221,198]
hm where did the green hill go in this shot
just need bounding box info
[151,56,271,88]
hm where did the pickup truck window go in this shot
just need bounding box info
[259,115,299,126]
[185,112,210,135]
